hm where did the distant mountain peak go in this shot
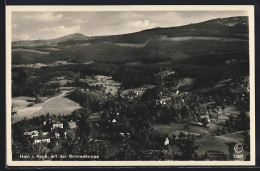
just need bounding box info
[12,33,89,47]
[63,33,88,38]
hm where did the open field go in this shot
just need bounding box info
[223,106,242,117]
[13,105,43,122]
[160,35,248,42]
[12,91,80,122]
[33,91,81,116]
[228,87,247,94]
[195,135,231,155]
[79,43,90,46]
[12,48,50,54]
[12,96,35,110]
[114,40,149,48]
[195,132,249,160]
[152,122,227,138]
[152,123,189,137]
[42,47,61,51]
[190,123,224,134]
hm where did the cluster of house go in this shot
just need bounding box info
[23,121,65,145]
[24,130,51,144]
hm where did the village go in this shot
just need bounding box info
[11,64,250,161]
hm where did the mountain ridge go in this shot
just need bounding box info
[12,33,88,47]
[12,16,249,65]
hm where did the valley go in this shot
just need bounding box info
[11,16,251,161]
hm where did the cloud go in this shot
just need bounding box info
[72,18,88,24]
[12,24,18,28]
[119,12,144,19]
[21,12,63,22]
[12,11,248,40]
[38,25,81,35]
[13,34,34,40]
[127,20,158,29]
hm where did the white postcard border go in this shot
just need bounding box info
[6,5,255,166]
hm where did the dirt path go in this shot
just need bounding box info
[42,91,67,108]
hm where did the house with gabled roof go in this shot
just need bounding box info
[24,130,39,138]
[33,135,51,144]
[52,121,63,129]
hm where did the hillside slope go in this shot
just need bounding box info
[12,16,249,65]
[12,33,88,47]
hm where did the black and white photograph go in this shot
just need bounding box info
[6,5,255,166]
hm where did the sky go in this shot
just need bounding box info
[12,11,248,41]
